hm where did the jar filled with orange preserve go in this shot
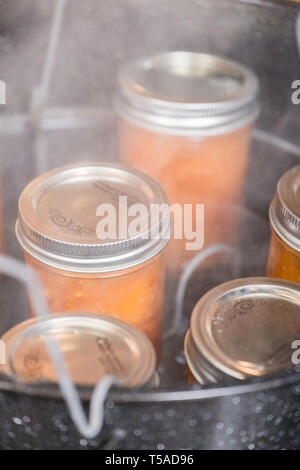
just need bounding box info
[116,52,260,272]
[16,163,171,353]
[0,313,158,388]
[185,278,300,385]
[266,165,300,284]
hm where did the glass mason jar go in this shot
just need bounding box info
[0,313,158,387]
[116,52,260,273]
[266,165,300,284]
[16,163,171,354]
[184,278,300,385]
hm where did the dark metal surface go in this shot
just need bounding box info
[0,0,299,450]
[1,369,300,450]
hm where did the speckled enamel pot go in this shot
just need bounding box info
[0,0,299,451]
[0,369,300,450]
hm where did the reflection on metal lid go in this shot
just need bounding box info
[1,313,157,388]
[16,162,170,273]
[117,51,260,135]
[270,165,300,252]
[185,278,300,384]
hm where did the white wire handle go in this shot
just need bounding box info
[33,0,67,111]
[32,0,67,174]
[0,254,119,439]
[164,244,239,339]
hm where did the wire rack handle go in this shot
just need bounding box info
[0,254,119,439]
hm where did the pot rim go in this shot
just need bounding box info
[0,367,299,404]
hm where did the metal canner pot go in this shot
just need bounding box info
[0,0,300,450]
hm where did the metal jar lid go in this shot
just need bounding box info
[0,313,158,387]
[16,162,171,273]
[185,277,300,384]
[269,165,300,252]
[116,51,260,136]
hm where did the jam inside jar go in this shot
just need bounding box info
[16,162,171,354]
[266,165,300,284]
[116,52,260,273]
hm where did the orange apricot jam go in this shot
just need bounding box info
[116,52,259,272]
[16,163,171,354]
[266,165,300,284]
[24,252,165,353]
[187,367,197,384]
[118,119,252,271]
[266,230,300,284]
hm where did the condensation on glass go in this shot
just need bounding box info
[16,163,171,353]
[0,313,158,387]
[116,52,260,272]
[266,165,300,284]
[184,277,300,385]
